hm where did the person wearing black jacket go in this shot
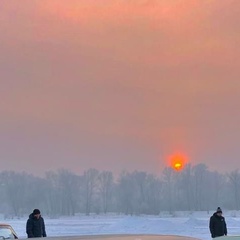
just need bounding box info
[209,207,227,238]
[26,209,47,238]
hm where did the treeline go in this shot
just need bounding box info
[0,164,239,217]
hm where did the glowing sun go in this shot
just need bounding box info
[169,154,187,171]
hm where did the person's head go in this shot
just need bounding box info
[216,207,222,216]
[33,209,41,219]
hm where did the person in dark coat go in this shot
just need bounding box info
[209,207,227,238]
[26,209,47,238]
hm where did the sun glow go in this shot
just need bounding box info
[169,153,187,171]
[174,162,182,170]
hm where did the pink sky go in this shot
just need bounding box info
[0,0,240,175]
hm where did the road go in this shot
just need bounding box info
[43,235,200,240]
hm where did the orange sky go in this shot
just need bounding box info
[0,0,240,175]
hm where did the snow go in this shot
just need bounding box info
[2,211,240,240]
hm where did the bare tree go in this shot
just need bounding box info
[45,171,62,216]
[98,171,113,214]
[162,167,174,214]
[0,171,42,217]
[57,169,80,215]
[192,164,207,211]
[145,174,162,214]
[82,168,99,215]
[178,164,193,211]
[208,171,225,211]
[117,171,135,215]
[228,170,240,210]
[132,171,148,214]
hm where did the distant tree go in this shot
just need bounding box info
[178,164,193,211]
[228,170,240,210]
[45,171,62,216]
[206,171,225,211]
[132,171,148,214]
[192,164,207,211]
[0,171,38,216]
[82,168,99,215]
[162,167,175,214]
[57,169,80,215]
[98,171,114,214]
[145,174,162,214]
[117,171,135,215]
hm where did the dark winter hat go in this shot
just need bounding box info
[216,207,222,213]
[33,209,41,215]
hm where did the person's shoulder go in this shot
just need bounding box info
[27,217,33,223]
[28,213,34,220]
[210,214,216,220]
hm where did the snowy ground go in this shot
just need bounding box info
[2,211,240,240]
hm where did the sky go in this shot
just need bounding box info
[0,0,240,175]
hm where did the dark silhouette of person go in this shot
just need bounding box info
[26,209,47,238]
[209,207,227,238]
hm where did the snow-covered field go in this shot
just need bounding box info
[2,212,240,240]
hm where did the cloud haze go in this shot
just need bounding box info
[0,0,240,174]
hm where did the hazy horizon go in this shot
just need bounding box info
[1,0,240,175]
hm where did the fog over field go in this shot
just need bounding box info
[0,165,240,217]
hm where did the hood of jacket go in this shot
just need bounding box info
[29,213,41,219]
[213,212,224,219]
